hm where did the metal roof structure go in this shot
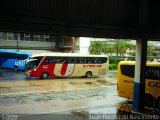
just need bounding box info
[0,0,160,39]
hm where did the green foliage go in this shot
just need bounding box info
[89,39,160,70]
[109,57,121,70]
[89,40,116,55]
[89,41,103,55]
[102,42,115,56]
[89,39,134,57]
[109,57,119,64]
[147,43,153,56]
[89,39,135,70]
[147,43,158,56]
[114,39,134,56]
[109,63,117,70]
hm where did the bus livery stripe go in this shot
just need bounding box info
[64,64,75,76]
[61,64,68,76]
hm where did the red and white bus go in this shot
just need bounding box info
[25,53,108,79]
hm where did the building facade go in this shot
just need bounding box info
[0,32,79,53]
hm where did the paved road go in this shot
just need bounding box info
[0,69,128,120]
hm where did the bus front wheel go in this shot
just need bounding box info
[41,72,49,79]
[155,96,160,108]
[145,93,154,107]
[85,71,92,78]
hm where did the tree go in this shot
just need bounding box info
[89,39,135,57]
[114,40,131,56]
[101,42,115,56]
[147,43,155,56]
[89,40,115,55]
[89,41,103,54]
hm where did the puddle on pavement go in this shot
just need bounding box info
[71,110,89,117]
[0,85,119,105]
[0,69,123,114]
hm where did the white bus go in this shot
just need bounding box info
[25,53,109,79]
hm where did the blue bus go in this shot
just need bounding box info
[0,50,31,70]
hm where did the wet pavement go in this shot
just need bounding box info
[1,69,159,120]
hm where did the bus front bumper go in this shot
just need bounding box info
[25,71,30,77]
[25,70,41,78]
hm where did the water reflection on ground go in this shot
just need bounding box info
[0,69,27,81]
[0,68,117,81]
[0,68,159,119]
[0,68,129,118]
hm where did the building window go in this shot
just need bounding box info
[7,32,14,40]
[40,35,44,42]
[24,33,30,41]
[34,34,40,41]
[44,35,50,42]
[20,33,24,40]
[0,32,2,40]
[30,34,34,41]
[13,33,19,40]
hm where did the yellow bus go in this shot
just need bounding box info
[26,53,109,79]
[117,61,160,107]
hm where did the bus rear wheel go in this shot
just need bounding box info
[14,65,18,71]
[41,72,49,79]
[85,71,92,78]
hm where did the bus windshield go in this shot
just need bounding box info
[26,57,43,70]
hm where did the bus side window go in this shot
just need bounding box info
[73,57,77,63]
[43,57,49,65]
[145,68,149,79]
[49,59,53,64]
[81,57,84,63]
[67,57,72,63]
[52,58,56,63]
[61,57,66,63]
[21,55,27,60]
[3,53,7,58]
[157,68,160,80]
[54,58,57,63]
[146,67,160,80]
[18,54,21,59]
[1,53,3,58]
[6,53,11,58]
[93,57,97,63]
[0,53,2,58]
[15,54,18,59]
[10,53,14,59]
[100,57,107,63]
[55,57,61,63]
[76,57,80,63]
[153,67,160,80]
[86,57,91,63]
[24,55,28,59]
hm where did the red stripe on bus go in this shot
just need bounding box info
[61,64,68,76]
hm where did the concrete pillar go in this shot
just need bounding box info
[133,39,147,111]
